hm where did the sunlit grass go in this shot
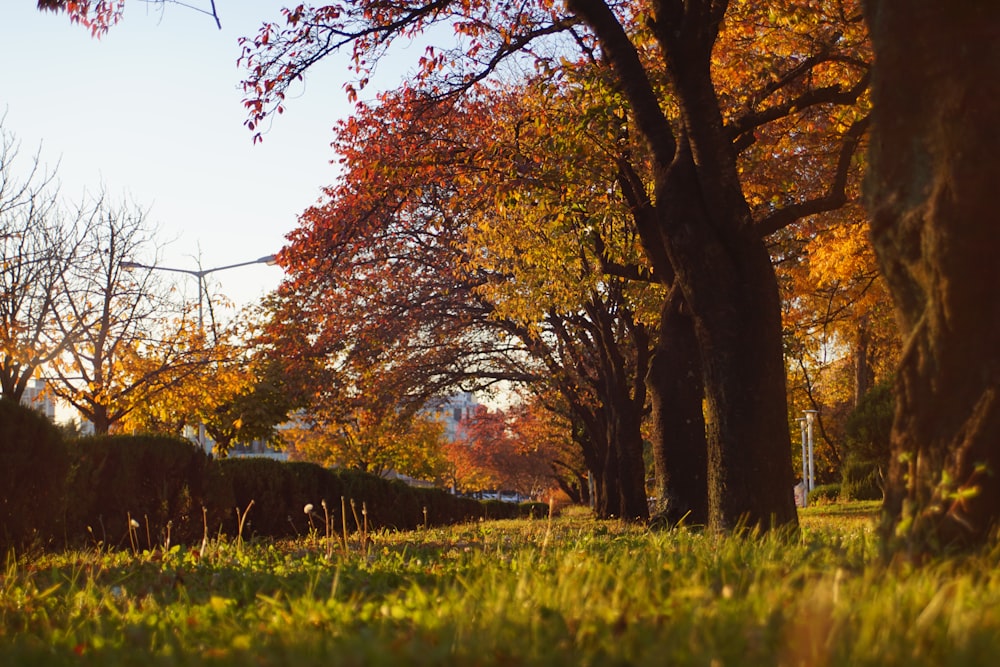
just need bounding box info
[2,502,999,665]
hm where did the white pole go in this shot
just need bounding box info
[805,410,817,494]
[197,276,207,454]
[798,417,808,507]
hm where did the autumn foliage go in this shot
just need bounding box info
[36,0,124,37]
[250,0,876,527]
[444,402,582,500]
[42,1,930,536]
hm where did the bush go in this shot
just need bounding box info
[68,435,209,548]
[204,460,522,541]
[808,483,842,504]
[0,399,69,551]
[206,457,293,539]
[844,382,893,464]
[30,435,553,548]
[841,380,894,502]
[841,457,884,501]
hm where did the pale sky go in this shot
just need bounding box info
[1,1,371,312]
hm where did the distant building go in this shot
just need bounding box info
[228,438,288,461]
[184,424,288,460]
[423,392,478,441]
[20,378,57,421]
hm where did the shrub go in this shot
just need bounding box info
[204,460,523,540]
[841,457,884,501]
[844,381,893,460]
[68,435,209,548]
[205,457,293,539]
[283,461,342,535]
[840,380,894,502]
[0,399,69,551]
[808,483,842,505]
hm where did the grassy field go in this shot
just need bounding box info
[2,501,999,666]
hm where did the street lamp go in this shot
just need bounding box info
[120,254,278,450]
[121,254,277,330]
[803,409,818,497]
[797,416,808,507]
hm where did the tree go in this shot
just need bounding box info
[47,0,872,530]
[286,406,447,480]
[778,204,899,486]
[267,81,655,520]
[0,122,90,402]
[445,406,517,494]
[36,0,222,34]
[458,73,661,520]
[45,198,191,433]
[522,298,652,520]
[239,0,871,531]
[122,314,299,455]
[36,0,123,35]
[446,405,557,499]
[863,2,1000,553]
[509,394,590,504]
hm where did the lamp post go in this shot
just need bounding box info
[803,409,818,496]
[121,254,277,450]
[797,416,808,507]
[121,254,277,331]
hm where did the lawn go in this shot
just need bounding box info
[2,501,999,666]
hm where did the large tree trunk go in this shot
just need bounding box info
[608,398,649,521]
[583,398,646,521]
[596,421,619,520]
[570,407,615,519]
[571,0,799,532]
[684,229,797,532]
[657,16,798,533]
[653,145,798,532]
[648,293,708,526]
[864,1,1000,553]
[580,390,646,521]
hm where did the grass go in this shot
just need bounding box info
[2,501,1000,665]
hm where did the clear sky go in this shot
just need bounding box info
[1,1,365,312]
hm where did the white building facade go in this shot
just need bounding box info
[19,378,57,421]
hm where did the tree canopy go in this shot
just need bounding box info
[240,0,870,530]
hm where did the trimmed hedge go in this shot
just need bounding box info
[0,399,69,551]
[0,418,547,550]
[1,421,541,551]
[206,457,293,538]
[67,434,210,548]
[205,459,526,541]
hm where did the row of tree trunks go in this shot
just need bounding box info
[569,0,798,532]
[559,296,650,522]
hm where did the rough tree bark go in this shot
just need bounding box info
[864,1,1000,554]
[571,0,798,531]
[648,292,709,526]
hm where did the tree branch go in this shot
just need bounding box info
[729,69,871,152]
[755,114,871,236]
